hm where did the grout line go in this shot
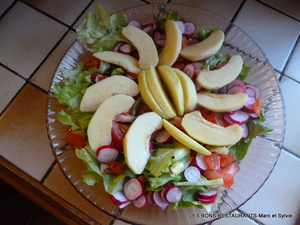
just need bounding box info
[282,148,300,161]
[229,0,247,23]
[0,0,18,20]
[256,0,300,23]
[70,0,95,28]
[281,33,300,76]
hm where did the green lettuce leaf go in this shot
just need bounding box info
[76,3,129,53]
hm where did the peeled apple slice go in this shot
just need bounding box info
[180,30,224,61]
[158,20,182,66]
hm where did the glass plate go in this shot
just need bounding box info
[46,4,285,224]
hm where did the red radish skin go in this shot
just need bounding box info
[227,85,245,94]
[240,123,249,139]
[246,84,262,98]
[183,22,196,36]
[191,62,202,73]
[161,185,183,204]
[243,96,256,112]
[119,43,132,54]
[90,72,105,83]
[228,110,249,125]
[196,189,218,204]
[227,78,246,91]
[152,191,169,210]
[247,111,259,119]
[146,191,157,207]
[190,152,208,171]
[96,145,119,163]
[133,194,147,208]
[114,42,124,52]
[184,166,201,182]
[109,191,129,205]
[127,20,142,29]
[124,178,145,201]
[119,201,131,209]
[183,63,196,79]
[223,113,234,125]
[175,20,185,34]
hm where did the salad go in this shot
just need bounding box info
[53,4,272,212]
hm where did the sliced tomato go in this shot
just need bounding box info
[181,35,190,49]
[66,130,86,149]
[220,153,236,168]
[135,103,151,116]
[101,161,125,175]
[111,121,129,149]
[85,57,101,69]
[171,62,185,71]
[203,169,234,189]
[204,152,221,171]
[221,162,240,176]
[253,98,262,116]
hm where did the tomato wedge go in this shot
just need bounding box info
[66,130,86,149]
[220,153,236,168]
[111,121,129,149]
[204,153,221,171]
[101,161,125,175]
[253,98,262,116]
[85,57,101,69]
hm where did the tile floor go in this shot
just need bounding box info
[0,0,300,224]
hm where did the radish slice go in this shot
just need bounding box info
[243,96,255,112]
[247,111,259,119]
[96,145,119,163]
[155,39,166,47]
[190,152,208,171]
[119,43,131,54]
[127,20,141,29]
[133,194,147,208]
[146,191,157,207]
[223,113,234,125]
[152,191,169,210]
[114,113,135,123]
[227,85,245,94]
[113,42,124,52]
[194,81,202,92]
[183,22,196,36]
[245,86,256,98]
[91,72,105,83]
[227,78,246,91]
[246,84,262,98]
[161,185,182,204]
[142,23,153,33]
[184,166,201,182]
[183,63,196,79]
[124,178,145,201]
[155,129,172,144]
[240,123,249,139]
[228,110,249,125]
[119,201,131,209]
[108,191,129,205]
[175,20,185,34]
[153,31,162,40]
[196,189,218,204]
[191,62,202,73]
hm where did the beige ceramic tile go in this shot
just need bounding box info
[0,2,67,78]
[261,0,300,21]
[0,84,55,181]
[234,0,300,72]
[284,40,300,83]
[0,66,25,114]
[0,0,14,15]
[74,0,145,29]
[280,76,300,156]
[44,164,113,224]
[22,0,91,26]
[170,0,243,21]
[31,31,77,91]
[240,150,300,225]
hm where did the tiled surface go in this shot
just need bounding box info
[1,0,300,225]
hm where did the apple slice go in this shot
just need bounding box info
[181,111,243,146]
[122,25,158,70]
[197,91,248,112]
[87,94,135,152]
[124,112,163,174]
[172,68,197,113]
[93,51,141,74]
[145,66,177,119]
[196,55,243,90]
[180,30,224,61]
[80,75,139,112]
[162,120,211,155]
[157,65,184,116]
[158,20,182,66]
[138,70,168,118]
